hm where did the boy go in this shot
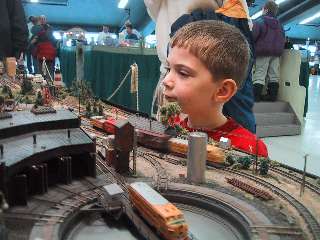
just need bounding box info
[252,0,285,102]
[169,0,256,133]
[163,20,268,157]
[143,0,222,118]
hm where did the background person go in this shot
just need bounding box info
[252,0,285,102]
[120,21,141,40]
[32,15,57,79]
[124,24,139,40]
[97,25,113,45]
[0,0,28,60]
[26,16,38,74]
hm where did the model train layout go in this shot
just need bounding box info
[0,80,320,240]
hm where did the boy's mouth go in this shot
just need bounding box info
[164,95,177,102]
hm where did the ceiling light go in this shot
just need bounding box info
[30,0,39,2]
[299,11,320,25]
[118,0,128,9]
[251,0,288,20]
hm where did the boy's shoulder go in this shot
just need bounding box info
[210,118,268,157]
[179,118,268,157]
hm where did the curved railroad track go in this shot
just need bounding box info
[225,169,320,240]
[137,150,169,191]
[269,167,320,196]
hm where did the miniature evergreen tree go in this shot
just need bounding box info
[2,85,13,98]
[21,79,33,95]
[0,95,4,112]
[2,85,10,94]
[92,101,97,114]
[70,80,92,103]
[85,102,91,118]
[25,96,31,104]
[226,155,235,166]
[238,156,252,170]
[98,104,104,116]
[259,158,269,175]
[35,91,43,106]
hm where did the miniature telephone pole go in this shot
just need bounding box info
[300,154,308,197]
[132,129,137,176]
[253,137,259,174]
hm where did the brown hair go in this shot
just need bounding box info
[264,0,278,16]
[170,20,250,87]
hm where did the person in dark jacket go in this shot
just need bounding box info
[0,0,28,60]
[252,0,285,102]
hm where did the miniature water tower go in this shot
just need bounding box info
[187,132,207,184]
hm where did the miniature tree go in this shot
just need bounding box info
[70,80,93,114]
[70,80,92,103]
[25,96,32,104]
[98,104,104,116]
[259,158,269,175]
[238,156,252,170]
[2,85,13,98]
[85,102,91,118]
[92,101,97,114]
[35,91,43,106]
[2,85,10,94]
[21,79,33,95]
[226,155,235,166]
[0,95,4,112]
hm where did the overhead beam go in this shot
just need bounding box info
[279,0,319,24]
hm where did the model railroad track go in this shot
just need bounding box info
[96,157,128,192]
[138,147,187,166]
[96,156,162,240]
[4,212,66,223]
[4,179,103,226]
[269,167,320,196]
[137,150,169,191]
[61,102,86,114]
[80,125,109,139]
[102,104,131,118]
[225,169,320,240]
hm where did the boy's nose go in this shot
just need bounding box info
[163,72,174,90]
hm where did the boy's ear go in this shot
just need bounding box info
[213,79,238,103]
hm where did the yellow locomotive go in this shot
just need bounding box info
[128,182,189,240]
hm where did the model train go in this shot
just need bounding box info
[90,115,226,165]
[128,182,189,240]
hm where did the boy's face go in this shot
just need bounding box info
[163,46,219,121]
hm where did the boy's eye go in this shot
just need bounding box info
[178,70,189,77]
[164,66,171,75]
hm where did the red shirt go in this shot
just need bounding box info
[180,118,268,157]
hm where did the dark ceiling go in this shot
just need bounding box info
[23,0,320,41]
